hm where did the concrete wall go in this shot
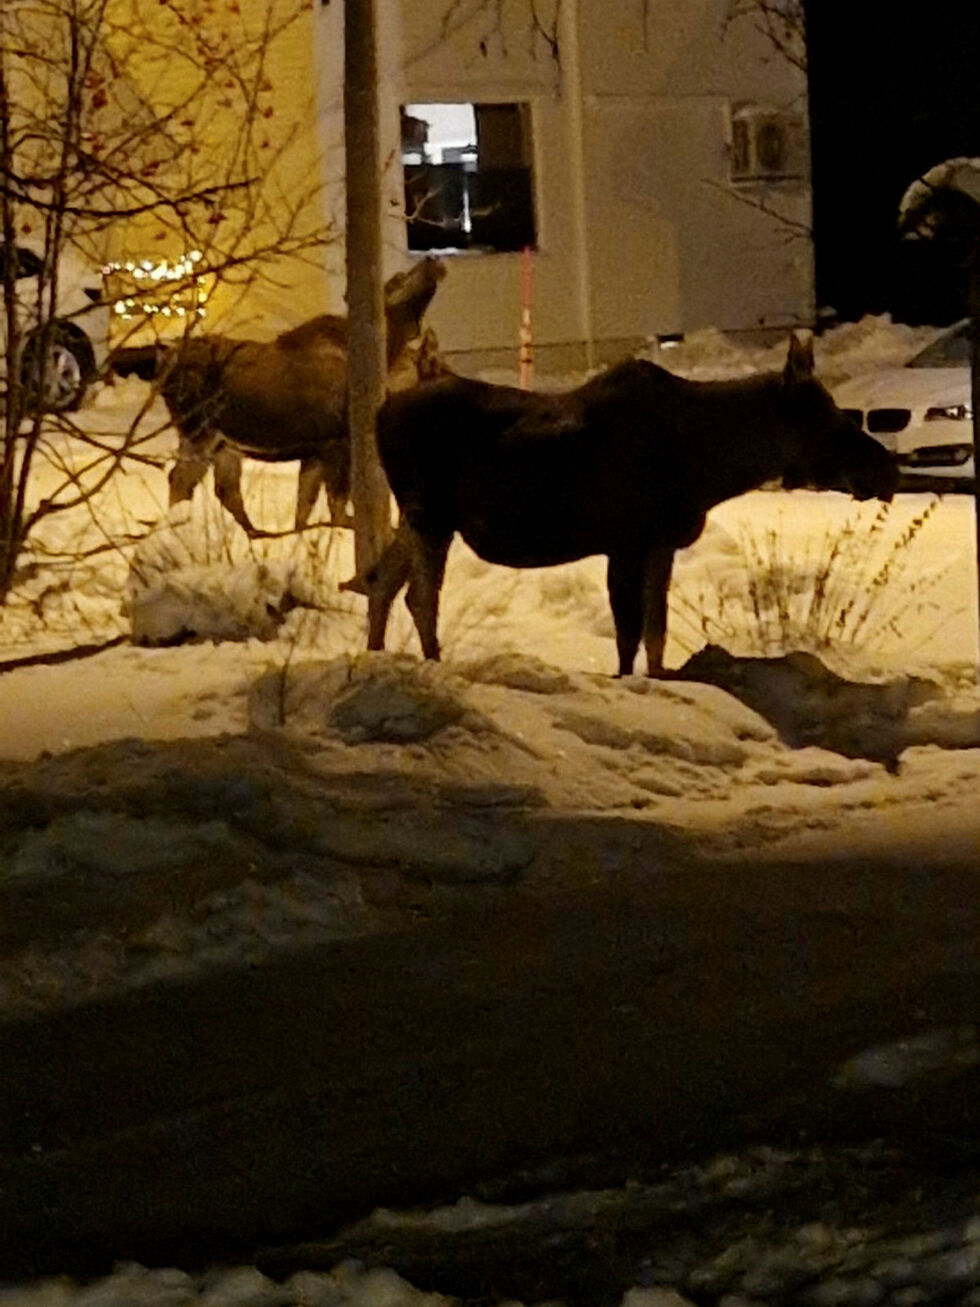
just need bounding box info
[98,0,330,339]
[579,0,812,344]
[312,0,812,374]
[202,0,331,333]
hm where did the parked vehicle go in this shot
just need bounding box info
[0,237,109,412]
[834,320,975,488]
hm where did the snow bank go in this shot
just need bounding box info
[647,316,939,386]
[0,1260,451,1307]
[124,499,326,645]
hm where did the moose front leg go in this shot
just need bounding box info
[641,545,675,678]
[606,552,645,676]
[404,528,451,660]
[168,433,215,509]
[211,445,261,536]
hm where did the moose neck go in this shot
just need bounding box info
[385,306,416,365]
[684,372,797,506]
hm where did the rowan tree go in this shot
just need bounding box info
[0,0,328,609]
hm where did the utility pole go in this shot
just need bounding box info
[344,0,392,583]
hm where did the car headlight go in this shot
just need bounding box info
[925,403,973,421]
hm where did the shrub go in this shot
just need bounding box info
[670,498,954,660]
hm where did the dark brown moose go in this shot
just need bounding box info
[111,257,446,536]
[365,333,900,677]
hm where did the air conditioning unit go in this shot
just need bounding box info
[729,104,808,183]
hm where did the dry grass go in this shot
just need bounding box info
[670,498,956,661]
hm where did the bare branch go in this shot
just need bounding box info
[0,0,331,605]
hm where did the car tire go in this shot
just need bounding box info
[20,325,96,413]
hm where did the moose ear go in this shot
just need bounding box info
[784,330,815,384]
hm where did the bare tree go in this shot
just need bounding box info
[0,0,329,608]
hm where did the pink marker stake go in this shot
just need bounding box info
[518,245,534,390]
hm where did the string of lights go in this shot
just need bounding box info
[101,250,211,320]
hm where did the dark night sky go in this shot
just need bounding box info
[806,1,980,324]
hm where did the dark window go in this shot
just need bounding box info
[402,102,536,254]
[755,122,786,174]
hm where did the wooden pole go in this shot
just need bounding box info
[344,0,392,583]
[518,246,534,390]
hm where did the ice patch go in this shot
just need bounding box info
[833,1026,980,1089]
[748,749,878,788]
[554,705,748,766]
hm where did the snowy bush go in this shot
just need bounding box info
[123,497,352,645]
[669,498,957,662]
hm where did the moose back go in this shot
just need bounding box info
[365,334,899,676]
[111,258,445,536]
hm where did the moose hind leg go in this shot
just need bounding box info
[296,457,325,530]
[404,528,451,661]
[641,546,675,678]
[606,553,645,676]
[366,526,413,651]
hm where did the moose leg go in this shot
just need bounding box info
[168,435,213,508]
[326,489,352,528]
[641,546,675,678]
[366,526,413,651]
[606,552,645,676]
[296,457,325,530]
[211,445,260,536]
[321,440,352,527]
[404,527,451,660]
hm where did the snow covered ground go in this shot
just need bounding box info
[2,317,980,1305]
[3,315,980,1005]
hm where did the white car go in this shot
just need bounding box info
[834,321,975,487]
[0,237,110,412]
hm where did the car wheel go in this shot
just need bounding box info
[20,326,95,413]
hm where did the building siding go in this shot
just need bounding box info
[315,0,814,372]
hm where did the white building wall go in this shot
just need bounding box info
[579,0,812,344]
[313,0,813,373]
[313,0,407,310]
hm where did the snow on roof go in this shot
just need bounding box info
[899,156,980,236]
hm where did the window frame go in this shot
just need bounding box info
[401,100,538,256]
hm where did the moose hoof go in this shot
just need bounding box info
[339,573,369,596]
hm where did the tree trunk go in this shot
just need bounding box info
[344,0,393,583]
